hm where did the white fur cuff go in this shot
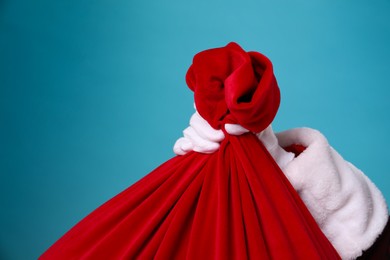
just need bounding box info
[277,128,389,259]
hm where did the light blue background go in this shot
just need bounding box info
[1,0,389,259]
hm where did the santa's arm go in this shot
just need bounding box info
[174,111,389,259]
[276,128,389,259]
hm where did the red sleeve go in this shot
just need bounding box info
[283,144,306,157]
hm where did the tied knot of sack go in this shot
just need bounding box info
[186,42,280,133]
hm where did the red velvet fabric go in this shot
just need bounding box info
[40,43,341,259]
[284,144,307,157]
[40,134,340,259]
[186,42,280,133]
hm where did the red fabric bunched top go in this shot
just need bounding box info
[40,43,341,260]
[187,42,280,133]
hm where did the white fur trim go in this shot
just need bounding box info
[277,128,389,259]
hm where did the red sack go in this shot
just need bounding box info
[40,43,340,260]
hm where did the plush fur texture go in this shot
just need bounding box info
[277,128,389,259]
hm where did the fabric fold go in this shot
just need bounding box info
[41,133,341,259]
[41,42,343,260]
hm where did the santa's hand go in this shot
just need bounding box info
[173,111,224,155]
[224,124,250,135]
[173,111,293,169]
